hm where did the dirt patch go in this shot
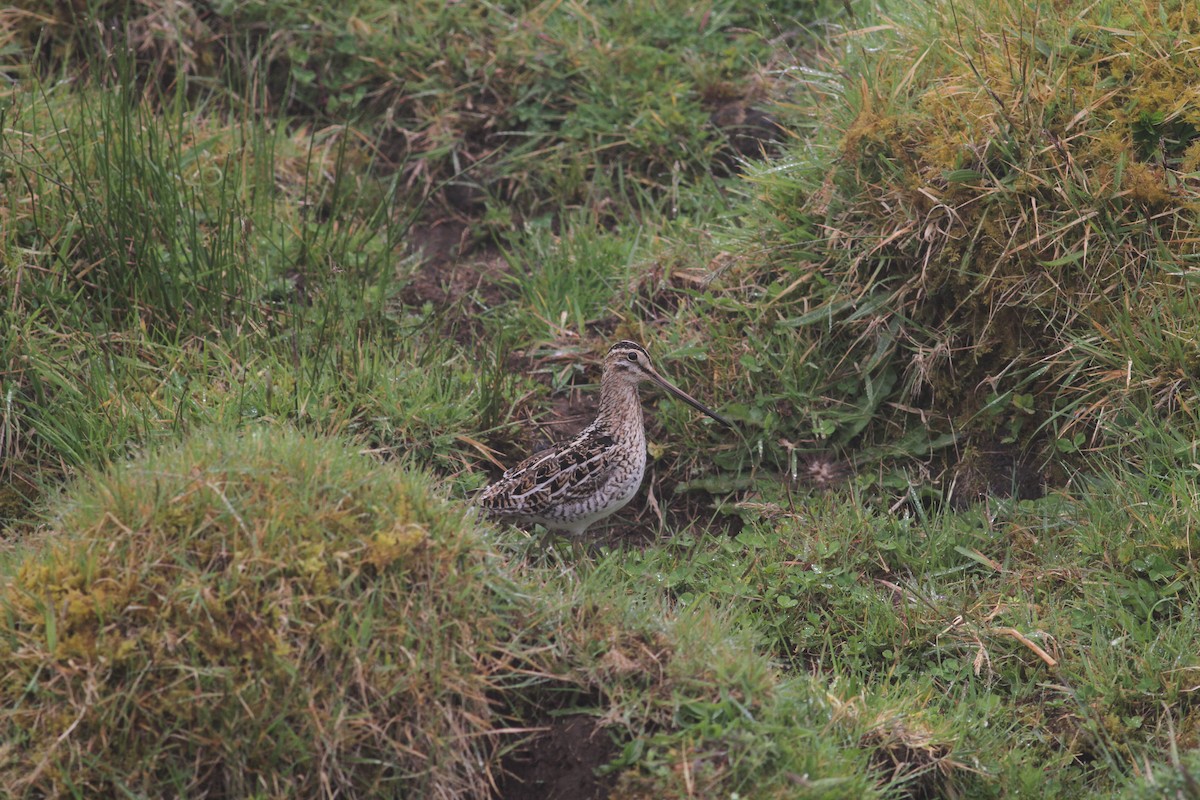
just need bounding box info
[397,219,513,341]
[947,439,1044,510]
[709,102,787,175]
[406,218,473,267]
[631,259,724,319]
[497,715,618,800]
[535,393,598,448]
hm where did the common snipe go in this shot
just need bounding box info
[479,341,732,535]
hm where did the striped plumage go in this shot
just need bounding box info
[479,341,731,535]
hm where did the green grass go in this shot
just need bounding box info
[2,0,1199,797]
[608,467,1200,794]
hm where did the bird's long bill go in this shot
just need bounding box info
[647,370,734,429]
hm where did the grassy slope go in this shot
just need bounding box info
[2,0,1199,797]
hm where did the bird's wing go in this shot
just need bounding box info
[478,428,617,518]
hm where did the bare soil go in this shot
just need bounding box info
[946,439,1044,510]
[399,218,513,343]
[497,715,617,800]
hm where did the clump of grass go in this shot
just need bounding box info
[0,49,402,342]
[0,429,524,797]
[537,561,981,799]
[507,566,889,800]
[1119,748,1200,799]
[705,0,1200,485]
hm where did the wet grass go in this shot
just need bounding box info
[2,0,1199,797]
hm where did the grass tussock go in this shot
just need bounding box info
[0,430,521,798]
[716,0,1200,482]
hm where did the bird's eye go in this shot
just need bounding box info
[626,352,638,362]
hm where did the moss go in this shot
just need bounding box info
[1122,161,1172,206]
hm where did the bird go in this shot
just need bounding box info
[478,340,733,536]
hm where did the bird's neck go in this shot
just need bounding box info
[595,381,644,441]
